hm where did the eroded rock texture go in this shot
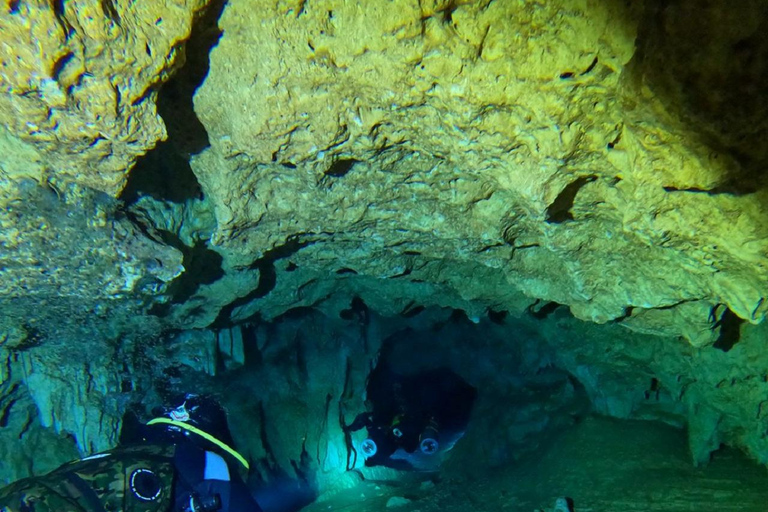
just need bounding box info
[0,0,209,196]
[0,0,208,484]
[189,0,768,345]
[2,0,768,494]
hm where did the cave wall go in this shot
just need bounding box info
[2,0,767,343]
[5,295,768,489]
[184,0,768,344]
[1,0,768,490]
[0,0,210,195]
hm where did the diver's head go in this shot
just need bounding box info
[150,393,236,449]
[148,393,251,472]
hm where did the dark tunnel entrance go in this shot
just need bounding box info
[337,307,595,478]
[349,364,477,471]
[48,302,768,512]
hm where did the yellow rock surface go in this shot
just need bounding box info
[2,0,768,482]
[192,0,768,344]
[0,0,209,197]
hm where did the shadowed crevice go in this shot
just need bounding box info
[120,0,228,205]
[545,175,597,224]
[211,237,315,328]
[713,308,744,352]
[120,147,204,205]
[158,0,227,157]
[148,235,225,317]
[528,300,565,319]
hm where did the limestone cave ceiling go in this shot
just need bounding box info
[1,0,768,494]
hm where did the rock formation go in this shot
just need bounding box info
[1,0,768,501]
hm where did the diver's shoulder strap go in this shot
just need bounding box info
[147,417,250,471]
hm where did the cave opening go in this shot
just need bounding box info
[184,307,768,510]
[4,300,768,512]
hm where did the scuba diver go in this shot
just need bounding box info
[345,366,477,469]
[0,394,262,512]
[348,410,441,467]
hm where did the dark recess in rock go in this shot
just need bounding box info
[171,240,225,303]
[545,175,597,224]
[339,296,369,324]
[100,0,120,25]
[713,308,744,352]
[362,363,477,470]
[52,52,74,82]
[400,301,425,318]
[120,145,204,205]
[51,0,69,32]
[607,133,621,150]
[335,267,357,275]
[610,306,633,323]
[159,0,226,156]
[582,56,598,75]
[120,0,227,205]
[487,309,507,324]
[117,409,145,445]
[149,236,224,316]
[240,323,262,366]
[663,181,758,196]
[440,0,459,25]
[644,377,660,400]
[0,385,20,428]
[633,1,768,194]
[528,300,563,319]
[212,237,315,327]
[170,241,224,304]
[446,308,470,326]
[324,158,359,178]
[13,324,44,352]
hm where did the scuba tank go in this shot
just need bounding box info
[419,418,440,455]
[360,438,378,458]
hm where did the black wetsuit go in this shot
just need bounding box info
[173,441,262,512]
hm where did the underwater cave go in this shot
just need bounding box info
[2,1,768,512]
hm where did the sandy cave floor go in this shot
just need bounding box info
[304,416,768,512]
